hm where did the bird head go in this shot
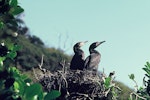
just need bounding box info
[75,41,88,48]
[89,41,106,50]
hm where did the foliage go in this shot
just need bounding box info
[0,0,61,100]
[0,0,24,30]
[103,72,122,100]
[0,11,71,71]
[16,34,71,70]
[128,62,150,100]
[0,43,60,100]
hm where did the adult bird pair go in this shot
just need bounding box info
[70,41,105,71]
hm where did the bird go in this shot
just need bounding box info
[70,41,87,70]
[84,41,105,71]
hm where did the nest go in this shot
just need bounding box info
[33,56,118,100]
[34,68,112,100]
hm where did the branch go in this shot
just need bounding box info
[132,79,138,91]
[59,60,66,73]
[104,88,110,97]
[38,54,46,73]
[57,70,68,89]
[130,92,146,100]
[32,68,39,81]
[114,85,122,92]
[70,92,93,100]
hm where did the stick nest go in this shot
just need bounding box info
[33,67,113,100]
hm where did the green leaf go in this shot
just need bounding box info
[142,68,150,75]
[7,51,17,59]
[0,57,6,67]
[145,74,150,78]
[9,67,20,77]
[44,90,61,100]
[21,74,32,83]
[38,91,44,100]
[24,83,43,100]
[24,78,32,83]
[129,74,135,80]
[146,62,150,69]
[15,79,26,95]
[7,43,14,50]
[10,0,18,7]
[7,43,21,51]
[13,81,19,92]
[146,62,150,66]
[9,6,24,15]
[0,57,6,62]
[0,21,4,29]
[138,86,143,91]
[104,77,111,89]
[13,45,21,51]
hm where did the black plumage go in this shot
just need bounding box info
[70,41,87,70]
[84,41,105,71]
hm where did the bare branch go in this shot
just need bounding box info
[38,54,46,73]
[104,88,110,97]
[130,92,146,100]
[70,92,93,100]
[32,68,39,81]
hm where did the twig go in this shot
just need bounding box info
[59,82,61,92]
[92,88,96,96]
[132,79,138,91]
[57,71,68,89]
[104,88,110,97]
[70,92,93,100]
[114,85,122,92]
[130,92,146,100]
[59,60,66,73]
[38,54,46,73]
[32,68,39,81]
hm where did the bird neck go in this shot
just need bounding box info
[74,47,83,54]
[89,49,99,54]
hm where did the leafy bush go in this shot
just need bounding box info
[0,43,61,100]
[0,0,61,100]
[129,62,150,100]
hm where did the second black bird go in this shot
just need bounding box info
[84,41,105,71]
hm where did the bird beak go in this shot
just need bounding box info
[80,41,88,46]
[96,41,105,46]
[100,41,106,44]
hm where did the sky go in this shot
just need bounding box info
[19,0,150,88]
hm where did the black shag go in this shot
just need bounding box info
[84,41,105,71]
[70,41,87,70]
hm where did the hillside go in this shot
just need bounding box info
[0,16,71,71]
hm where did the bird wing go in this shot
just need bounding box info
[84,53,101,69]
[84,56,90,68]
[87,53,100,69]
[90,53,100,63]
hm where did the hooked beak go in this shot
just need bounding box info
[96,41,106,46]
[100,41,106,44]
[80,41,88,47]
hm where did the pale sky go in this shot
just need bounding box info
[19,0,150,88]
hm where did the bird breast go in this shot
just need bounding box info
[86,53,101,70]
